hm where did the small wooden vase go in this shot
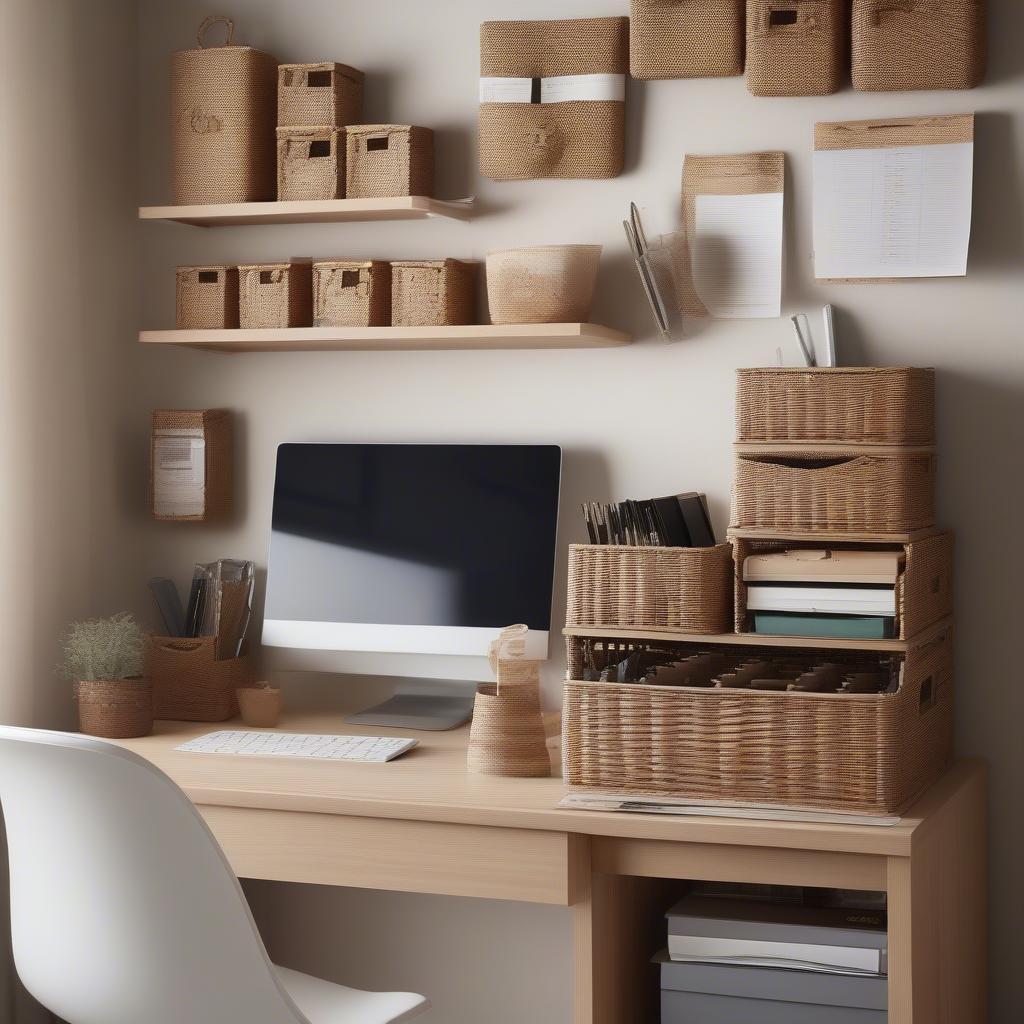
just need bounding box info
[76,679,153,739]
[237,685,283,728]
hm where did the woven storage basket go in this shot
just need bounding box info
[76,679,153,739]
[277,62,364,127]
[175,266,239,330]
[171,16,278,204]
[733,532,953,640]
[563,626,953,814]
[852,0,985,91]
[746,0,846,96]
[736,367,935,445]
[479,17,628,180]
[732,450,936,534]
[277,128,345,201]
[239,262,313,329]
[150,409,232,522]
[390,259,476,327]
[313,260,391,327]
[566,544,734,634]
[630,0,744,79]
[486,245,601,325]
[345,125,434,199]
[146,636,251,722]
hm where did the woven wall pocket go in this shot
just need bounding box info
[479,17,628,180]
[150,409,232,522]
[468,625,551,778]
[630,0,744,80]
[277,128,345,201]
[176,265,238,329]
[314,260,391,327]
[746,0,846,96]
[239,262,313,328]
[852,1,986,92]
[146,636,252,722]
[390,259,476,327]
[277,62,364,127]
[171,16,278,204]
[346,125,434,198]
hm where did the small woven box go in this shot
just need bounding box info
[390,259,476,327]
[239,262,313,329]
[345,125,434,199]
[276,128,345,201]
[175,266,238,330]
[313,260,391,327]
[150,409,232,522]
[630,0,744,79]
[277,62,364,127]
[746,0,846,96]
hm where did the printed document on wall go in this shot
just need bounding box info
[813,141,974,279]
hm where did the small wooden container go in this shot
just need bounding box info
[346,125,434,198]
[150,409,232,522]
[76,679,153,739]
[390,259,475,327]
[313,260,391,327]
[277,62,364,127]
[146,636,251,722]
[175,266,238,329]
[237,685,283,728]
[277,128,345,201]
[239,262,313,328]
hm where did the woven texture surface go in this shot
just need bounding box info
[736,367,935,445]
[76,679,153,739]
[345,125,434,198]
[486,245,601,324]
[479,17,627,179]
[746,0,846,96]
[147,636,251,722]
[567,544,734,634]
[239,262,313,328]
[276,128,345,201]
[732,451,936,534]
[277,62,364,126]
[563,628,953,813]
[150,409,232,522]
[314,261,391,327]
[852,0,986,91]
[171,20,278,204]
[391,259,476,327]
[630,0,744,79]
[176,266,238,329]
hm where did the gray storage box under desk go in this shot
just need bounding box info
[658,956,887,1023]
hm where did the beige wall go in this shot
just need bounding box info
[138,0,1024,1020]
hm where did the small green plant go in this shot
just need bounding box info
[59,613,145,683]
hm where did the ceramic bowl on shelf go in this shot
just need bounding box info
[485,244,602,324]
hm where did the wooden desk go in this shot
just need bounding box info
[113,713,987,1024]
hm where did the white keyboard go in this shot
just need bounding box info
[176,730,418,763]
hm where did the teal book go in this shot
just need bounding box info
[752,612,895,640]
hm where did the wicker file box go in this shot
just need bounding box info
[171,16,278,204]
[150,409,232,522]
[175,266,239,330]
[313,260,391,327]
[390,259,476,327]
[566,544,733,635]
[852,0,986,91]
[563,626,954,814]
[746,0,846,96]
[276,128,345,201]
[277,62,364,126]
[630,0,744,80]
[345,125,434,198]
[146,636,251,722]
[239,262,313,329]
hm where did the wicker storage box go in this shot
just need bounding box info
[390,259,476,327]
[150,409,232,522]
[171,16,278,204]
[239,262,313,329]
[277,128,345,201]
[313,260,391,327]
[146,636,251,722]
[746,0,846,96]
[732,449,936,534]
[736,367,935,445]
[175,266,239,330]
[345,125,434,198]
[733,531,953,641]
[277,62,364,127]
[630,0,744,79]
[852,0,985,91]
[563,626,954,814]
[479,17,629,180]
[566,544,733,634]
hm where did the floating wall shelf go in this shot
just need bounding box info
[138,323,632,353]
[138,196,474,227]
[726,526,941,544]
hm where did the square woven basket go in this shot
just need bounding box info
[239,262,313,328]
[345,125,434,198]
[276,128,345,201]
[390,259,476,327]
[175,266,238,330]
[313,260,391,327]
[277,62,364,126]
[630,0,744,80]
[146,636,251,722]
[746,0,846,96]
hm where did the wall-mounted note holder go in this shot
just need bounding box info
[150,409,232,522]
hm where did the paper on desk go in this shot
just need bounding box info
[691,193,784,318]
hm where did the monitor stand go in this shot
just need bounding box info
[345,683,475,732]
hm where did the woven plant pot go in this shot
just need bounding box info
[76,679,153,739]
[486,245,602,325]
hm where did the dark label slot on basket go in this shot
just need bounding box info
[307,70,333,87]
[308,140,331,158]
[919,675,935,713]
[753,455,859,470]
[341,270,360,288]
[770,9,799,25]
[197,271,218,284]
[366,137,389,151]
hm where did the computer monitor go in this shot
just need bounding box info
[263,443,563,729]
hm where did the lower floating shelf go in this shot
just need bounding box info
[138,323,632,353]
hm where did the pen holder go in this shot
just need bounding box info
[146,636,252,722]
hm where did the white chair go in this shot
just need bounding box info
[0,726,429,1024]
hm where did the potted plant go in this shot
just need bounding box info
[60,613,152,739]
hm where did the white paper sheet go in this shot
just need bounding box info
[813,142,974,279]
[691,192,783,319]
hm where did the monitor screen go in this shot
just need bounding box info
[263,443,562,658]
